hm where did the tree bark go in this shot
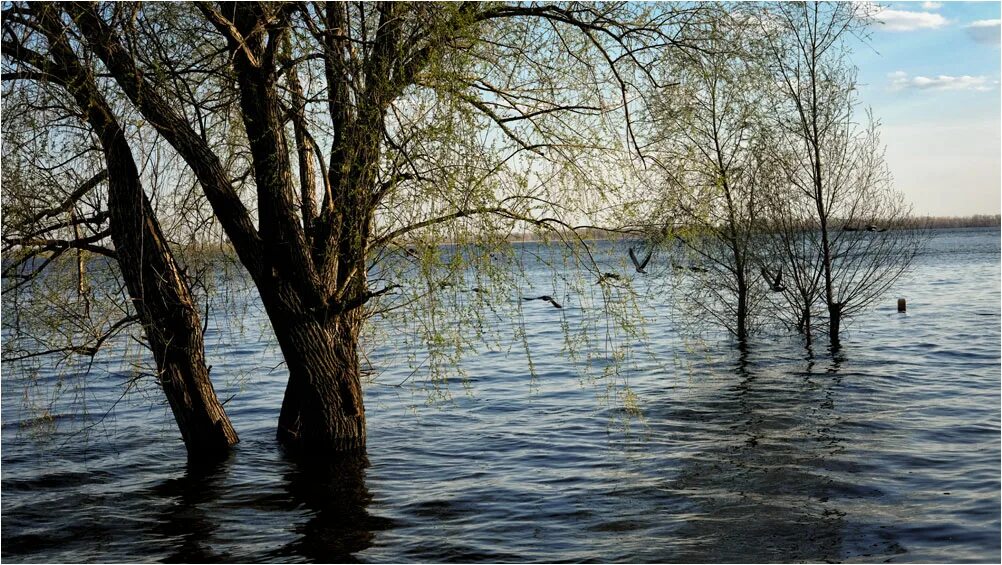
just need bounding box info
[267,293,367,454]
[215,4,368,455]
[99,107,240,461]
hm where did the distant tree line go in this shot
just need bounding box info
[918,215,1001,229]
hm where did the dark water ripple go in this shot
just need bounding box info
[2,228,999,563]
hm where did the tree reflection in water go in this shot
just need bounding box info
[667,345,855,562]
[150,452,394,562]
[266,453,394,562]
[153,458,235,563]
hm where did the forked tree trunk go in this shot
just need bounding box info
[38,9,239,459]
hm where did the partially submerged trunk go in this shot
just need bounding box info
[827,302,842,350]
[98,102,240,460]
[223,3,377,456]
[733,245,748,342]
[735,286,748,342]
[809,32,840,350]
[38,7,238,459]
[248,277,368,455]
[799,301,813,346]
[272,305,367,454]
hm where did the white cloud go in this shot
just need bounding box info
[920,2,942,10]
[966,19,1002,46]
[889,70,997,92]
[875,7,949,31]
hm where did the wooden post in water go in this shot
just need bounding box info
[897,298,906,313]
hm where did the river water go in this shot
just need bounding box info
[2,228,999,563]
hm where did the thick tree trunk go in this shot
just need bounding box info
[140,280,241,458]
[219,8,368,455]
[264,292,367,455]
[37,9,239,459]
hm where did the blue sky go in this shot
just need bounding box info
[852,1,1000,216]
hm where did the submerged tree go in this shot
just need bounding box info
[1,1,708,455]
[637,2,920,347]
[2,3,238,458]
[649,9,774,341]
[760,2,920,347]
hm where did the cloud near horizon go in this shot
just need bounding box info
[966,19,1002,46]
[875,7,949,31]
[889,70,997,92]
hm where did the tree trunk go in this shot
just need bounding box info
[267,293,367,455]
[37,9,239,459]
[103,122,240,460]
[828,302,842,349]
[142,283,241,458]
[802,303,813,345]
[220,9,368,455]
[735,277,748,342]
[70,207,91,318]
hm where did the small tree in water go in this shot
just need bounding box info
[640,3,921,346]
[648,7,775,342]
[758,2,922,347]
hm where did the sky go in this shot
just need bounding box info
[852,1,1001,216]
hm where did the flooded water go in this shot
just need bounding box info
[2,228,999,563]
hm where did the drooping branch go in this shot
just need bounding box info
[4,314,140,361]
[370,206,511,250]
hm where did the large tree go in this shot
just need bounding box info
[7,1,703,455]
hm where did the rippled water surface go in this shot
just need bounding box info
[3,228,999,563]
